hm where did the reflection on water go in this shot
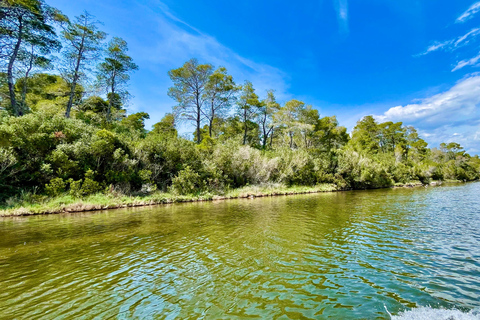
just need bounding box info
[0,183,479,319]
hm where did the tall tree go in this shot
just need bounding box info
[257,90,280,148]
[405,126,427,161]
[152,113,177,136]
[315,116,349,151]
[236,81,260,145]
[97,37,138,121]
[0,0,62,116]
[378,121,405,153]
[16,43,53,108]
[60,11,106,118]
[168,58,213,144]
[204,67,236,137]
[350,115,380,153]
[276,99,312,148]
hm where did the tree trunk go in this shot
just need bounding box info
[243,108,248,145]
[269,128,274,148]
[209,100,214,138]
[65,29,86,118]
[21,45,35,108]
[107,69,117,122]
[196,110,201,144]
[195,93,201,144]
[7,16,23,117]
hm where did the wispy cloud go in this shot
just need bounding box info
[456,1,480,23]
[419,28,480,55]
[375,74,480,152]
[452,52,480,71]
[120,0,292,129]
[420,40,454,56]
[141,0,290,97]
[334,0,349,34]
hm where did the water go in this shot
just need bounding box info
[0,183,479,319]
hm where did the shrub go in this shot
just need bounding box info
[69,170,102,198]
[45,177,66,196]
[171,166,204,195]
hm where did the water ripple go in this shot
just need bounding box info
[0,183,479,319]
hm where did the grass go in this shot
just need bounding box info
[0,183,339,217]
[1,179,470,217]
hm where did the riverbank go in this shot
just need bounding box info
[0,184,339,217]
[1,180,466,217]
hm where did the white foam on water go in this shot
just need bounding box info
[391,307,480,320]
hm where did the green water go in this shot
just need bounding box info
[0,183,479,319]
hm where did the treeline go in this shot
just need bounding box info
[0,1,479,203]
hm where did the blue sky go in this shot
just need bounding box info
[48,0,480,153]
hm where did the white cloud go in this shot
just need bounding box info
[375,75,480,152]
[334,0,349,34]
[452,52,480,71]
[456,1,480,23]
[377,75,480,123]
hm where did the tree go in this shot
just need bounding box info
[3,73,81,114]
[0,0,62,116]
[204,66,236,137]
[298,105,319,148]
[236,81,260,145]
[405,126,427,161]
[60,11,106,118]
[151,113,177,136]
[378,121,405,153]
[315,116,349,151]
[275,99,313,148]
[257,90,280,149]
[16,43,53,109]
[168,58,213,144]
[350,116,380,153]
[121,112,149,132]
[97,37,138,121]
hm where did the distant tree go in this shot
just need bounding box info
[204,66,236,137]
[151,113,177,136]
[298,104,319,148]
[236,81,260,145]
[315,116,349,151]
[276,99,313,148]
[16,43,54,109]
[97,37,138,121]
[405,126,427,161]
[378,121,405,153]
[257,90,280,149]
[121,112,149,132]
[350,116,380,153]
[168,58,213,144]
[0,0,63,116]
[60,11,106,118]
[3,73,80,113]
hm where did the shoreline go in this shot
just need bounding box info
[0,180,470,218]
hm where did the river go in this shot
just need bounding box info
[0,183,479,319]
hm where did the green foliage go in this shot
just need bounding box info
[45,177,66,196]
[171,166,204,195]
[69,170,102,198]
[121,112,150,132]
[0,56,479,206]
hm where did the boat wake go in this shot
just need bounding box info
[391,307,480,320]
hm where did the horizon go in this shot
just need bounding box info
[48,0,480,154]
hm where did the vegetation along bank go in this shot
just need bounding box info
[1,1,479,217]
